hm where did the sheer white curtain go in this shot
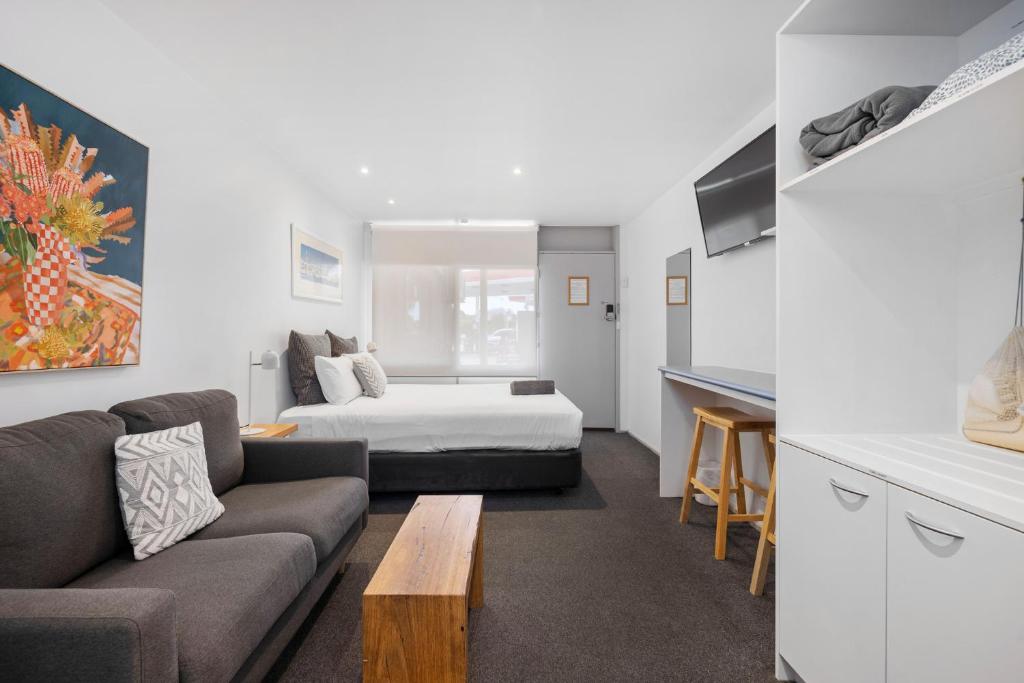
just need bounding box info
[371,223,538,377]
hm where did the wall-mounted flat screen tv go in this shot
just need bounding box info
[694,125,775,258]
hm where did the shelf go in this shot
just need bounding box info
[783,433,1024,533]
[780,0,1011,37]
[779,58,1024,195]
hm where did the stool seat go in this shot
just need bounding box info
[693,406,775,431]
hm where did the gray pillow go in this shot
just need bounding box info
[326,330,358,356]
[115,422,224,560]
[288,330,330,405]
[348,352,387,398]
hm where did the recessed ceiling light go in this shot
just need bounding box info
[512,166,523,176]
[387,198,396,205]
[359,166,370,175]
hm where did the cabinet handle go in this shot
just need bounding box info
[828,477,870,498]
[905,511,964,540]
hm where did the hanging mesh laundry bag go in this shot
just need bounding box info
[964,327,1024,451]
[964,182,1024,452]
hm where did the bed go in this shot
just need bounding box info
[278,381,583,492]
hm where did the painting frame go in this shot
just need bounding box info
[291,224,343,304]
[568,275,589,306]
[667,275,688,305]
[0,64,149,375]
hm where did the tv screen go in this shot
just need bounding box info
[694,126,775,258]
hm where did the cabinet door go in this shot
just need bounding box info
[778,444,886,683]
[887,485,1024,683]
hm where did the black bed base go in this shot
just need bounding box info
[368,448,582,493]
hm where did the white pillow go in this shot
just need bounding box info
[315,355,364,405]
[114,422,224,560]
[348,352,387,398]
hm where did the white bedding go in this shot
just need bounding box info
[279,383,583,452]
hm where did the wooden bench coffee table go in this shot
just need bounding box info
[363,495,484,683]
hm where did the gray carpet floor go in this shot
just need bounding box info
[269,430,776,682]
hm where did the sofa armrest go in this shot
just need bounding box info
[241,437,369,484]
[0,588,177,683]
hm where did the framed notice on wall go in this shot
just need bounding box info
[568,276,590,305]
[667,275,688,305]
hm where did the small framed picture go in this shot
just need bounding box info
[291,225,344,303]
[568,276,590,306]
[667,275,688,305]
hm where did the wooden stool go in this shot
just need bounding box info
[679,406,775,560]
[750,432,777,595]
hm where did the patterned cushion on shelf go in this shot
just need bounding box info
[288,330,330,405]
[911,30,1024,117]
[325,330,358,356]
[114,422,224,560]
[348,352,388,398]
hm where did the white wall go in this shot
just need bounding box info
[620,103,776,452]
[0,0,364,426]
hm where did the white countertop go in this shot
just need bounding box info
[783,433,1024,533]
[659,365,776,409]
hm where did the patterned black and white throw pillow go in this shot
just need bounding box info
[114,422,224,560]
[911,31,1024,118]
[348,352,388,398]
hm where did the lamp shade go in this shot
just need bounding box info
[260,350,280,370]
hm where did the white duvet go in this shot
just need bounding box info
[279,383,583,452]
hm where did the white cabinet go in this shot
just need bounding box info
[887,485,1024,683]
[780,439,1024,683]
[778,444,886,683]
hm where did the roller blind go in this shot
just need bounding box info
[371,223,538,377]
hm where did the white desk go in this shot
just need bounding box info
[659,365,776,497]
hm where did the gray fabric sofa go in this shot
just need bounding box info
[0,390,368,683]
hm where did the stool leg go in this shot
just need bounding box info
[761,429,776,472]
[750,460,778,595]
[714,429,734,560]
[679,417,706,524]
[731,429,748,515]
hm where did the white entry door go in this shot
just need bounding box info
[538,252,616,428]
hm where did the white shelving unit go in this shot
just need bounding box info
[775,0,1024,680]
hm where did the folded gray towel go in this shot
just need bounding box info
[511,380,555,395]
[799,85,935,160]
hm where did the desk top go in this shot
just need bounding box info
[659,365,776,402]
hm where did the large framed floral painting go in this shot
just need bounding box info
[0,66,147,373]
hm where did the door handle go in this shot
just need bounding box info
[905,511,964,540]
[828,478,869,498]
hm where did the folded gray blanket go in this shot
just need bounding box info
[799,85,935,160]
[511,380,555,395]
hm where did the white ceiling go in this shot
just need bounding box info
[100,0,799,225]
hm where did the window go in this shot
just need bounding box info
[371,223,537,377]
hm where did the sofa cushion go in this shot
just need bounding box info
[109,390,243,495]
[115,422,225,559]
[191,477,368,562]
[69,533,315,683]
[0,411,127,589]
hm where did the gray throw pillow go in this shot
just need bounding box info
[114,422,224,560]
[288,330,330,405]
[348,352,387,398]
[325,330,358,356]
